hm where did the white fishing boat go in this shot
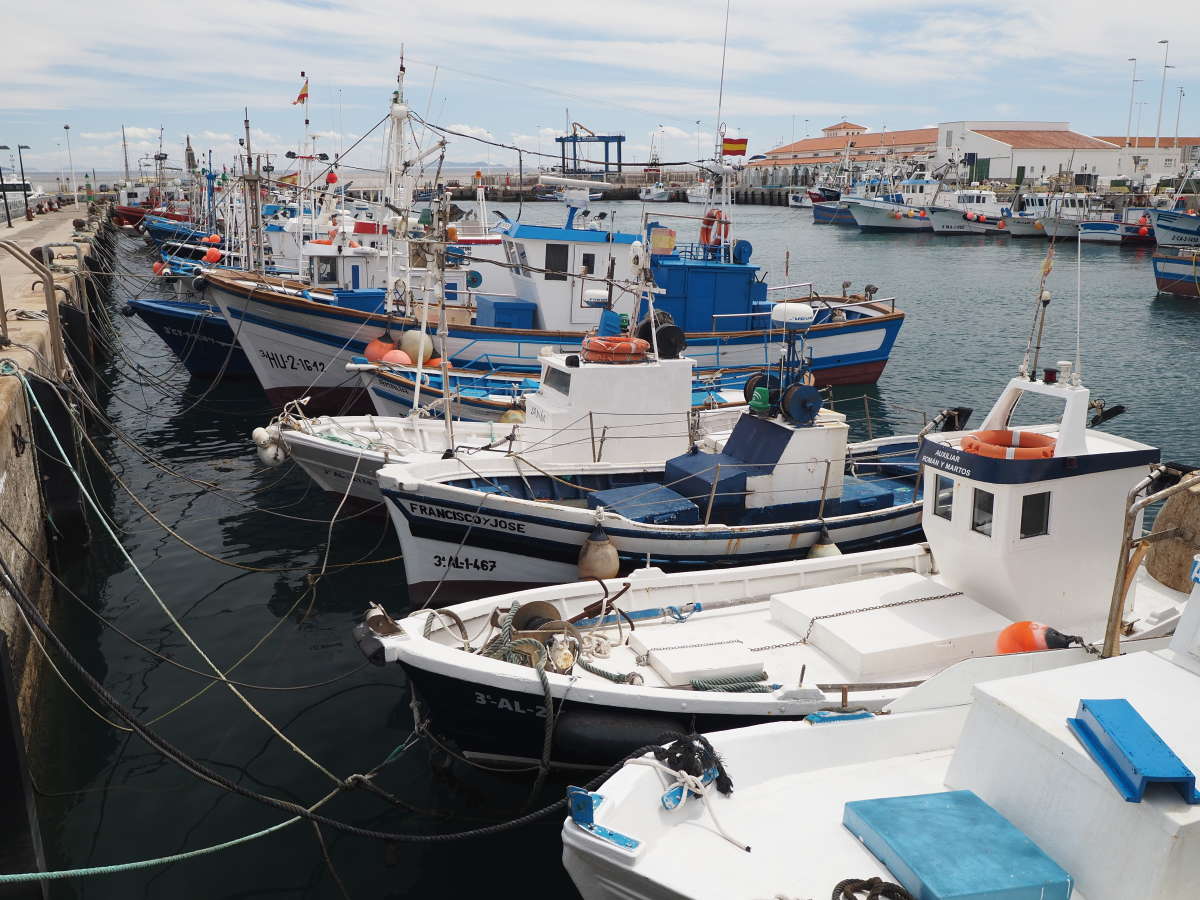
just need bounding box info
[561,544,1200,900]
[847,177,938,233]
[252,349,748,506]
[355,285,1194,765]
[1030,194,1100,239]
[638,182,671,202]
[926,189,1009,236]
[685,182,711,204]
[371,306,931,604]
[786,190,812,208]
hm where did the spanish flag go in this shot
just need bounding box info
[721,137,748,156]
[278,172,300,186]
[292,78,309,106]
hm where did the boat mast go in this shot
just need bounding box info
[121,125,131,184]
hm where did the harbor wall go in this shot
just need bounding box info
[0,207,98,746]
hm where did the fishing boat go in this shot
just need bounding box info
[1032,194,1099,239]
[926,189,1009,236]
[204,175,905,413]
[811,201,857,225]
[1152,248,1200,298]
[786,190,811,208]
[369,304,938,605]
[847,177,938,233]
[1077,211,1157,245]
[638,183,671,202]
[1149,207,1200,248]
[356,354,1193,767]
[123,297,253,378]
[252,346,749,506]
[561,541,1200,900]
[686,182,711,204]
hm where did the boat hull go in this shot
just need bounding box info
[1078,221,1155,245]
[1149,209,1200,248]
[1001,216,1045,238]
[204,277,904,414]
[381,482,922,605]
[850,202,933,233]
[811,202,856,225]
[125,298,254,378]
[1152,253,1200,298]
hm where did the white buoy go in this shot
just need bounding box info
[578,523,620,580]
[808,526,843,558]
[400,329,434,363]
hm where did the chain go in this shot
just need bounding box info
[802,592,963,643]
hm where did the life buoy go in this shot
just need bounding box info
[699,209,730,246]
[580,334,650,364]
[311,239,333,245]
[960,429,1056,460]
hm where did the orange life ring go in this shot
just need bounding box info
[580,334,650,364]
[311,239,333,245]
[960,429,1056,460]
[699,209,730,246]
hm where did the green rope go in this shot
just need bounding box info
[575,657,636,684]
[0,816,298,882]
[690,672,774,693]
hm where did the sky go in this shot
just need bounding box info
[1,0,1196,182]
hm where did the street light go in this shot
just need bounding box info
[1154,40,1170,149]
[64,124,78,207]
[0,152,12,228]
[1124,58,1137,148]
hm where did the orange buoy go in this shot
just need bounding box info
[381,349,414,366]
[364,335,396,362]
[996,621,1079,654]
[202,248,222,264]
[960,429,1056,460]
[202,234,221,244]
[966,212,976,221]
[918,209,927,217]
[1138,226,1149,237]
[580,334,651,364]
[1138,216,1148,226]
[152,261,165,275]
[978,215,988,224]
[326,171,338,184]
[348,240,360,248]
[424,357,444,367]
[997,219,1007,230]
[699,208,730,245]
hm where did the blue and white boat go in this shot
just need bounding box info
[1152,248,1200,298]
[124,298,254,378]
[1149,207,1200,248]
[848,177,939,233]
[374,307,927,603]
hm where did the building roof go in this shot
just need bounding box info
[1093,136,1200,148]
[824,121,866,131]
[972,130,1118,150]
[765,127,938,158]
[748,149,930,168]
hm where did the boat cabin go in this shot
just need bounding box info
[917,372,1160,635]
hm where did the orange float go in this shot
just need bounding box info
[960,429,1056,460]
[580,334,651,364]
[381,349,414,366]
[202,248,222,264]
[996,621,1078,654]
[364,336,396,361]
[699,209,730,246]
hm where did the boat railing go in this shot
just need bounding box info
[765,282,816,295]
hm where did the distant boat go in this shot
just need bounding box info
[686,182,711,204]
[787,190,812,208]
[1077,208,1156,246]
[812,201,857,225]
[639,182,671,202]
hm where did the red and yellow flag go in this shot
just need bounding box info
[278,172,300,186]
[292,78,309,106]
[721,137,748,156]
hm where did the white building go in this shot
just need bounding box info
[935,122,1119,184]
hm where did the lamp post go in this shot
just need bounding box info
[0,156,12,228]
[63,123,77,207]
[1125,58,1137,147]
[15,145,29,209]
[1153,40,1169,149]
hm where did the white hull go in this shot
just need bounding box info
[1150,209,1200,247]
[1039,217,1080,239]
[1001,216,1045,238]
[787,192,812,208]
[850,201,933,232]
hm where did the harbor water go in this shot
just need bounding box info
[32,203,1198,898]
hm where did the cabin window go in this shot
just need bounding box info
[315,258,337,285]
[933,474,954,520]
[1020,491,1051,539]
[971,488,994,537]
[544,243,569,281]
[544,367,571,396]
[581,252,596,275]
